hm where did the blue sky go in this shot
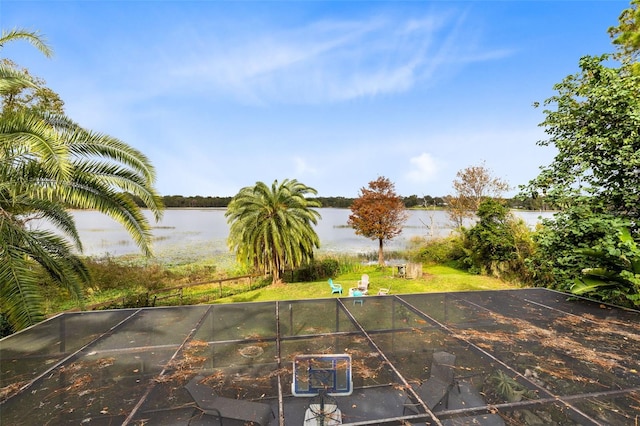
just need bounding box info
[1,0,629,198]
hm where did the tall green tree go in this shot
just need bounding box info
[0,29,164,332]
[461,199,534,282]
[225,179,321,284]
[525,54,640,222]
[348,176,408,266]
[520,1,640,305]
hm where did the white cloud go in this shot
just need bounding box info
[406,152,442,183]
[293,156,318,176]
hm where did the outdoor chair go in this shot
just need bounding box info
[403,351,456,414]
[357,274,369,294]
[377,285,391,296]
[186,375,274,426]
[351,289,364,306]
[328,279,343,294]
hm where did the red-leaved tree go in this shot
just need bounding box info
[348,176,408,265]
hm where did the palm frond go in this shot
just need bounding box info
[0,111,72,179]
[0,64,37,94]
[24,229,89,299]
[53,175,154,256]
[0,219,46,329]
[0,28,52,57]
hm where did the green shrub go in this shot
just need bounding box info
[287,258,341,282]
[460,200,535,283]
[527,206,630,292]
[412,236,465,264]
[84,257,170,291]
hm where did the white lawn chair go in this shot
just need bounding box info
[377,286,391,296]
[357,274,369,294]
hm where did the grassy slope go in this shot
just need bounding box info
[214,264,517,304]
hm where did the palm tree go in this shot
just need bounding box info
[0,29,164,332]
[225,179,321,284]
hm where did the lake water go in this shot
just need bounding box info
[34,208,554,262]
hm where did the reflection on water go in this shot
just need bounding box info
[29,208,555,261]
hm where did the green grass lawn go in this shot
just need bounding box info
[47,262,520,315]
[213,264,518,304]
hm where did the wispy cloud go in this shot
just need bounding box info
[293,156,318,176]
[73,7,510,109]
[406,152,442,183]
[160,9,509,105]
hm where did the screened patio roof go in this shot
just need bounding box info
[1,288,639,425]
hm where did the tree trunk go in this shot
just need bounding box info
[272,270,280,285]
[378,238,385,266]
[271,255,281,285]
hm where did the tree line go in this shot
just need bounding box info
[157,193,547,210]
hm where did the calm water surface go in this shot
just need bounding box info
[35,208,554,262]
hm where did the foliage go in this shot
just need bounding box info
[225,179,321,284]
[446,161,509,228]
[461,199,535,282]
[464,200,516,265]
[0,214,89,329]
[524,55,640,226]
[572,226,640,307]
[285,258,340,283]
[0,312,14,337]
[410,236,465,266]
[525,206,629,292]
[608,0,640,69]
[1,59,64,114]
[403,194,446,209]
[0,29,51,95]
[485,370,537,403]
[348,176,408,266]
[0,29,164,331]
[519,3,640,305]
[154,194,453,209]
[81,257,171,292]
[160,195,232,208]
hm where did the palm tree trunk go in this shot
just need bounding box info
[272,255,281,284]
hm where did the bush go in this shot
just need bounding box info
[286,258,341,282]
[412,236,465,265]
[460,200,535,283]
[83,257,172,292]
[527,206,629,291]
